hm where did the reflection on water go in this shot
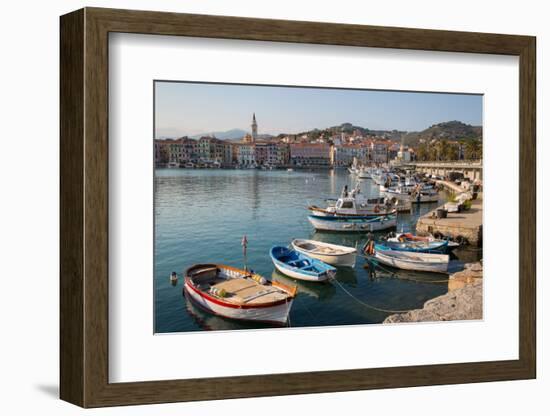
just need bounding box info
[154,168,480,333]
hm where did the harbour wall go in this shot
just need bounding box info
[384,262,483,323]
[416,196,483,246]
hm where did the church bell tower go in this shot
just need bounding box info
[251,113,258,141]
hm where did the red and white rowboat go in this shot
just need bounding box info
[184,264,297,325]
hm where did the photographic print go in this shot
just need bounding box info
[154,81,483,333]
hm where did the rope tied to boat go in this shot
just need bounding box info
[331,278,412,314]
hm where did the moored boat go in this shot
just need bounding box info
[308,213,397,232]
[308,184,395,217]
[270,246,337,282]
[387,232,460,248]
[374,240,449,253]
[184,264,297,325]
[369,248,449,273]
[383,184,439,203]
[291,239,357,267]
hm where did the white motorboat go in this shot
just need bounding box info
[291,239,357,267]
[308,184,395,217]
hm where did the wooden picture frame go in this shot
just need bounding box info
[60,7,536,408]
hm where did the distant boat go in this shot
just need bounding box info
[383,185,439,203]
[357,167,372,179]
[184,264,296,325]
[287,168,294,172]
[371,248,449,273]
[270,246,336,282]
[308,213,397,232]
[291,239,357,268]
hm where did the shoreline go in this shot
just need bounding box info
[383,262,483,324]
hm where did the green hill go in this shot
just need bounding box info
[404,121,482,146]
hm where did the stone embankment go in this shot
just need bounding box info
[384,262,483,323]
[416,196,483,246]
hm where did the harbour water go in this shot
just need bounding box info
[154,168,479,333]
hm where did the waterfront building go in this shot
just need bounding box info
[154,139,172,166]
[181,137,199,163]
[370,140,390,163]
[289,143,332,167]
[235,143,256,167]
[221,141,233,166]
[198,136,213,161]
[254,142,269,166]
[195,136,233,166]
[331,144,369,167]
[167,138,184,166]
[267,142,290,166]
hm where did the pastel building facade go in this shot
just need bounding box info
[331,144,369,167]
[289,143,332,167]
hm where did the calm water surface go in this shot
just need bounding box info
[154,168,479,333]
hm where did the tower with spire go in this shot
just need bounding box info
[251,113,258,142]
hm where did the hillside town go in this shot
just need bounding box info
[154,114,481,169]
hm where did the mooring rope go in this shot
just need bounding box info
[331,278,412,314]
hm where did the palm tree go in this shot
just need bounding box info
[464,140,482,160]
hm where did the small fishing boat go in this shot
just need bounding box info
[387,232,460,248]
[369,247,449,273]
[291,239,357,267]
[308,213,397,232]
[184,264,297,325]
[374,240,449,253]
[270,246,336,282]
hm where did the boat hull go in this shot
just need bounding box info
[373,250,449,273]
[308,215,397,232]
[308,206,395,218]
[272,261,331,282]
[375,241,449,253]
[291,242,356,268]
[184,280,293,325]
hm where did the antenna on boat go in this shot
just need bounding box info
[241,235,248,271]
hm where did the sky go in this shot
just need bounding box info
[154,81,482,138]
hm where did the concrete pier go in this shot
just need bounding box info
[416,197,483,246]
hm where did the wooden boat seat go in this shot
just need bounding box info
[211,278,288,305]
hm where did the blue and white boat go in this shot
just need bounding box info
[270,246,337,282]
[307,213,397,232]
[373,240,449,253]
